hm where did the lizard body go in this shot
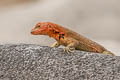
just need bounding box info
[31,22,115,56]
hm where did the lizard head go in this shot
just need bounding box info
[31,22,66,40]
[31,22,51,35]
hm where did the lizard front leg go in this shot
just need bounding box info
[64,39,79,53]
[50,41,61,48]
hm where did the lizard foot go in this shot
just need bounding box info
[50,42,60,48]
[103,51,115,56]
[64,47,75,53]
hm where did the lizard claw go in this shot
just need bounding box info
[64,47,75,53]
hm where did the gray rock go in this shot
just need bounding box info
[0,44,120,80]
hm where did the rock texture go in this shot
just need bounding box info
[0,44,120,80]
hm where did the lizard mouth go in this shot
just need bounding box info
[31,28,48,35]
[31,30,37,35]
[31,28,39,35]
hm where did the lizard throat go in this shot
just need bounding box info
[48,33,60,41]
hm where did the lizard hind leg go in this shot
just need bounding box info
[103,51,115,56]
[63,40,79,53]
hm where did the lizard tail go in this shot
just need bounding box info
[103,51,115,56]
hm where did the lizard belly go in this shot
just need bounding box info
[58,38,70,46]
[57,37,78,47]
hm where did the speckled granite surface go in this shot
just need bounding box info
[0,44,120,80]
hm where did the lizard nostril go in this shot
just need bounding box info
[31,31,33,34]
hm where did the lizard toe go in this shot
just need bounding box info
[64,47,75,53]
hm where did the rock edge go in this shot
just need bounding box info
[0,44,119,80]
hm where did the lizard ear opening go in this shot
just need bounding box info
[59,34,64,39]
[61,34,64,39]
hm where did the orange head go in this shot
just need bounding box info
[31,22,66,40]
[31,22,50,35]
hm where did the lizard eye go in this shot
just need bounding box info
[37,25,40,28]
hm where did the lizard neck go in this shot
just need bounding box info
[48,32,60,41]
